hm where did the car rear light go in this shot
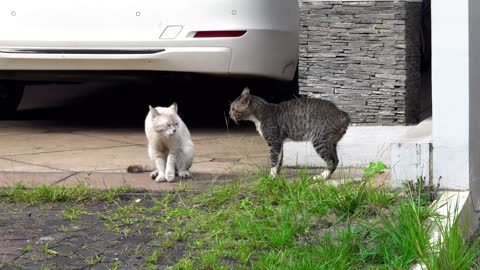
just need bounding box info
[193,31,246,38]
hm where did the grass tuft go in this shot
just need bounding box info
[0,183,132,204]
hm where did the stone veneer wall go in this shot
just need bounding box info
[299,0,424,125]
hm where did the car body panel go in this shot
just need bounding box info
[0,0,299,80]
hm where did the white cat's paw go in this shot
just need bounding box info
[165,171,175,182]
[178,170,192,179]
[270,167,278,178]
[313,170,332,180]
[155,173,166,183]
[150,170,159,180]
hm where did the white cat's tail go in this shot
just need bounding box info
[127,165,154,173]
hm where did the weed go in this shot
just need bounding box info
[62,205,88,221]
[405,176,440,206]
[85,255,104,266]
[41,244,58,256]
[362,161,387,182]
[145,250,161,265]
[109,260,119,270]
[173,257,194,270]
[162,237,176,249]
[21,244,31,254]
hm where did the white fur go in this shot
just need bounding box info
[270,167,278,178]
[248,115,264,139]
[145,105,194,182]
[313,170,332,180]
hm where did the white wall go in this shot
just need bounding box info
[432,0,470,190]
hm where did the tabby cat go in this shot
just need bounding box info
[229,87,349,179]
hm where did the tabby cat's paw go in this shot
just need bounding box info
[313,170,331,180]
[269,167,278,178]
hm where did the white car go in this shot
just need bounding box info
[0,0,299,117]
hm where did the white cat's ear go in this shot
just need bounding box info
[169,102,178,112]
[149,105,160,118]
[241,87,250,96]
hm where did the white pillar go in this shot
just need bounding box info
[468,0,480,205]
[432,0,470,190]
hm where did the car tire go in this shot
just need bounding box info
[0,81,24,119]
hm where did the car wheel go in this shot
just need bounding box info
[0,81,24,119]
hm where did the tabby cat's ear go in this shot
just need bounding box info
[241,87,250,96]
[239,88,251,107]
[169,102,178,112]
[149,105,160,118]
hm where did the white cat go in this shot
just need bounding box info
[128,103,194,182]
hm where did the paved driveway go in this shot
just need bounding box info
[0,120,269,190]
[0,81,274,190]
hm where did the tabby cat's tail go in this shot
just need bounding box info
[127,165,154,173]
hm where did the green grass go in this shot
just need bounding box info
[85,255,104,266]
[21,244,31,254]
[145,250,161,267]
[41,244,59,256]
[421,202,479,270]
[0,183,132,204]
[1,169,478,269]
[162,174,479,269]
[366,190,437,268]
[109,260,119,270]
[62,205,89,221]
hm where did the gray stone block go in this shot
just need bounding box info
[299,0,422,125]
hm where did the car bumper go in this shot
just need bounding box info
[0,47,232,75]
[0,30,298,81]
